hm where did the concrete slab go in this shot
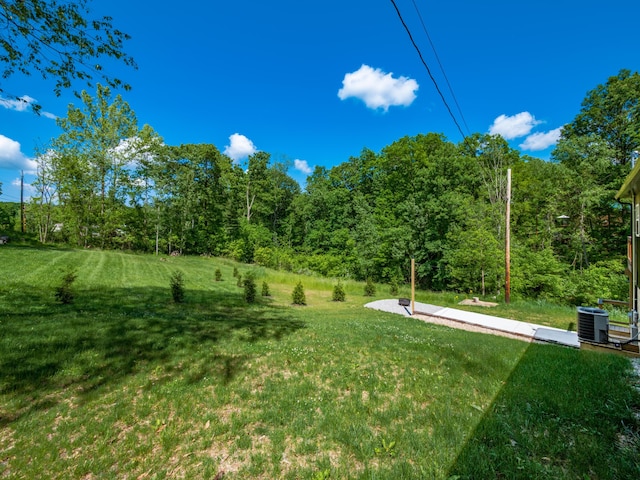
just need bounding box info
[365,299,579,348]
[534,327,580,348]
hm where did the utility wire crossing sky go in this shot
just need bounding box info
[0,0,638,202]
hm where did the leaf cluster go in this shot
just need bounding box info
[0,0,137,101]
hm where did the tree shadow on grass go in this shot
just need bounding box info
[0,283,305,424]
[446,343,640,479]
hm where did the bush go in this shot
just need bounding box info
[237,273,243,287]
[364,277,376,296]
[243,273,257,303]
[170,270,185,303]
[292,281,306,305]
[214,268,222,281]
[262,281,271,297]
[233,266,238,278]
[332,282,346,302]
[566,259,628,306]
[389,280,399,296]
[55,269,77,305]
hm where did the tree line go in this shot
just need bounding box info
[20,70,640,305]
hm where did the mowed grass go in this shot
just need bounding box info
[0,245,639,479]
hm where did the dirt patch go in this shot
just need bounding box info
[412,313,532,343]
[458,297,498,307]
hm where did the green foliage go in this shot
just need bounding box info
[292,281,306,305]
[243,273,256,303]
[214,268,222,281]
[169,270,185,303]
[332,282,346,302]
[511,246,566,301]
[374,438,397,457]
[0,202,19,231]
[54,269,78,304]
[236,273,243,287]
[364,277,376,297]
[20,71,640,305]
[312,469,331,480]
[233,266,238,278]
[0,0,136,99]
[444,212,503,296]
[565,259,628,305]
[261,281,271,297]
[389,280,399,296]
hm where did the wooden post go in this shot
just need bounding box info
[411,257,415,314]
[505,168,511,304]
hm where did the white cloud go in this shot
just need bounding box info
[489,112,541,140]
[294,159,312,175]
[0,95,56,119]
[11,177,36,196]
[338,64,419,111]
[519,127,563,151]
[110,136,163,168]
[0,134,37,172]
[0,95,36,112]
[223,133,258,161]
[41,111,58,120]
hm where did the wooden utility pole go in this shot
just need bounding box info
[411,257,415,314]
[505,168,511,304]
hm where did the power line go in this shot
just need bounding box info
[389,0,466,140]
[410,0,470,135]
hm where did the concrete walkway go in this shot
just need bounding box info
[365,299,579,348]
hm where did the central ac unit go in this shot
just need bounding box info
[577,306,609,343]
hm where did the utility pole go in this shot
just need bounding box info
[505,168,511,304]
[20,170,25,233]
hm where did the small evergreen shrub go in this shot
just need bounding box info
[292,281,306,305]
[170,270,185,303]
[332,282,346,302]
[390,280,399,296]
[214,268,222,281]
[233,266,238,278]
[55,269,78,305]
[243,273,257,303]
[262,281,271,297]
[364,277,376,296]
[237,273,243,287]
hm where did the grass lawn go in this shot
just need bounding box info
[0,245,639,478]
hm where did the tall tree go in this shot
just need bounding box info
[30,149,59,243]
[0,0,136,105]
[48,85,158,247]
[552,70,638,263]
[561,69,640,166]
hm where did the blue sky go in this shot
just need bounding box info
[1,0,639,203]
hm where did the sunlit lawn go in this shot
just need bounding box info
[0,245,638,478]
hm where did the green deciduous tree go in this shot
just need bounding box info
[561,69,640,167]
[0,0,136,104]
[43,85,160,248]
[444,211,503,296]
